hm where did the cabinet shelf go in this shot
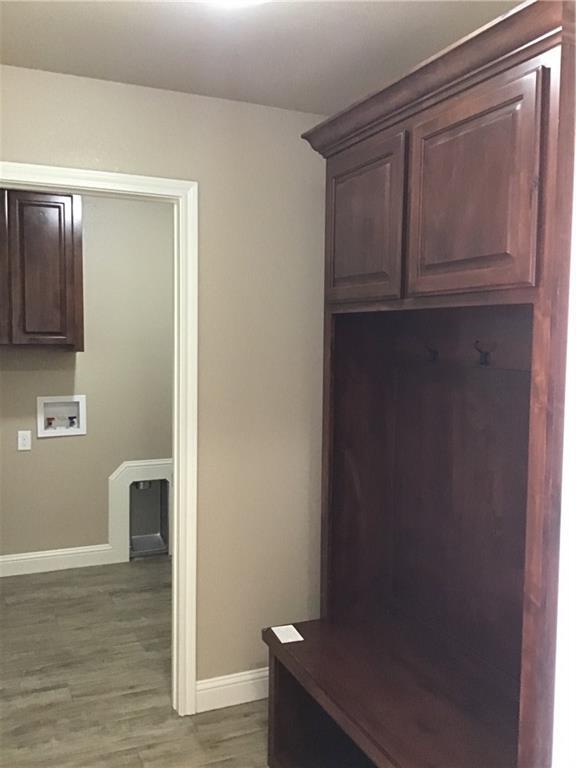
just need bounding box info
[264,618,518,768]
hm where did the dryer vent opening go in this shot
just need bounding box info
[130,479,169,559]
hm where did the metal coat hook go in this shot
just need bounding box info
[425,342,439,363]
[474,340,496,367]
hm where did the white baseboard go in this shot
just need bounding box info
[0,458,172,578]
[0,543,123,578]
[196,667,269,713]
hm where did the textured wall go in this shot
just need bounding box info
[0,65,325,678]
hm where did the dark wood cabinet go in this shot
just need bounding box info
[0,190,9,344]
[317,44,548,305]
[266,3,574,768]
[407,62,543,296]
[1,189,83,349]
[326,130,405,301]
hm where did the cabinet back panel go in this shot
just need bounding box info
[330,315,397,623]
[329,305,533,691]
[393,364,530,684]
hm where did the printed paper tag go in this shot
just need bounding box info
[271,624,304,643]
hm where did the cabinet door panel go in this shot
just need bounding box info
[0,190,9,344]
[407,64,543,296]
[9,191,83,347]
[327,131,405,302]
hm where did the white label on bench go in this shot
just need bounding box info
[272,625,304,643]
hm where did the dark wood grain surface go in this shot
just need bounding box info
[264,619,517,768]
[329,307,532,694]
[407,60,543,296]
[4,189,83,348]
[0,189,9,344]
[516,4,575,765]
[326,130,405,302]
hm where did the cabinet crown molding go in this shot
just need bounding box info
[303,0,563,158]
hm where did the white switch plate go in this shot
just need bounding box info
[17,430,32,451]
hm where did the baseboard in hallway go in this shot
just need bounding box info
[196,667,269,713]
[0,542,125,577]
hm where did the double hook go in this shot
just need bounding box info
[422,339,497,366]
[425,342,439,363]
[474,340,497,367]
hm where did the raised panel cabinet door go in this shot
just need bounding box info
[0,190,9,343]
[9,190,83,347]
[326,130,406,302]
[407,62,544,296]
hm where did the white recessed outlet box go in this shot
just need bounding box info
[37,395,87,438]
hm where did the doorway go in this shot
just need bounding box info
[0,161,198,716]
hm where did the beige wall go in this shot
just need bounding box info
[0,195,174,553]
[0,66,325,679]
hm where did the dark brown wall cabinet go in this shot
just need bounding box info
[326,130,405,301]
[321,49,547,305]
[408,62,543,296]
[0,189,83,349]
[264,3,574,768]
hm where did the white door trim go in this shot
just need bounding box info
[0,161,199,717]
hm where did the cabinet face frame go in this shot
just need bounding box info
[0,190,9,344]
[407,61,544,297]
[326,130,406,302]
[7,190,83,348]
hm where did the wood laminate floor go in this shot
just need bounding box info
[0,557,267,767]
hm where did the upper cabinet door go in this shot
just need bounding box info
[326,130,406,302]
[407,63,543,296]
[9,190,83,347]
[0,191,9,344]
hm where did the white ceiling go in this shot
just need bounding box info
[0,1,519,115]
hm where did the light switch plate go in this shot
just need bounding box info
[17,430,32,451]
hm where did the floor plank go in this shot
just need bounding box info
[0,557,267,767]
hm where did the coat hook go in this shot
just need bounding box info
[425,342,439,363]
[474,340,496,367]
